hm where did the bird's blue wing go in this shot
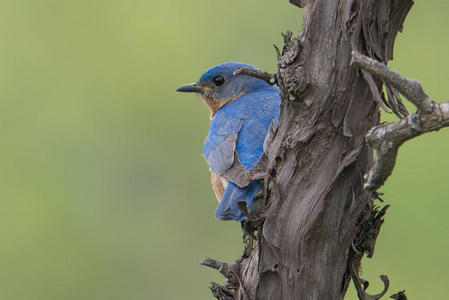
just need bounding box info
[233,90,281,171]
[204,88,280,221]
[204,89,280,177]
[203,110,243,176]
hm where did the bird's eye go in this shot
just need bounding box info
[212,76,225,86]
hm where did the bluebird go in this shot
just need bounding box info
[177,62,281,221]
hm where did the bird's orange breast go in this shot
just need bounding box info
[210,171,228,202]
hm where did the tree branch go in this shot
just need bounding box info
[234,67,277,85]
[350,51,449,191]
[200,257,231,278]
[351,51,432,112]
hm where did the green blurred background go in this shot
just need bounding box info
[0,0,447,299]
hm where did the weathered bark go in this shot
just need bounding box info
[249,1,412,298]
[204,1,416,299]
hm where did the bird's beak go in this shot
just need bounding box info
[176,83,211,93]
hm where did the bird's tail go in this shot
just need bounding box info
[215,180,261,221]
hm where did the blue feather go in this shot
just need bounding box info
[205,89,279,172]
[215,181,261,221]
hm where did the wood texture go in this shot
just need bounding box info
[249,1,412,298]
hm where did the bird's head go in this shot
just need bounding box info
[177,62,271,118]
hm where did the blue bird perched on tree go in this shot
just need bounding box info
[177,62,281,221]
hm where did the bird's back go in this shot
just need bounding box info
[204,86,280,177]
[226,88,280,171]
[203,85,280,220]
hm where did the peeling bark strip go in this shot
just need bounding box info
[203,1,416,299]
[351,51,449,191]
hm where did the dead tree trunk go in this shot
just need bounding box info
[203,1,421,299]
[246,1,414,298]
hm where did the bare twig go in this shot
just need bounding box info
[350,51,449,191]
[351,51,432,112]
[200,257,230,278]
[234,67,277,85]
